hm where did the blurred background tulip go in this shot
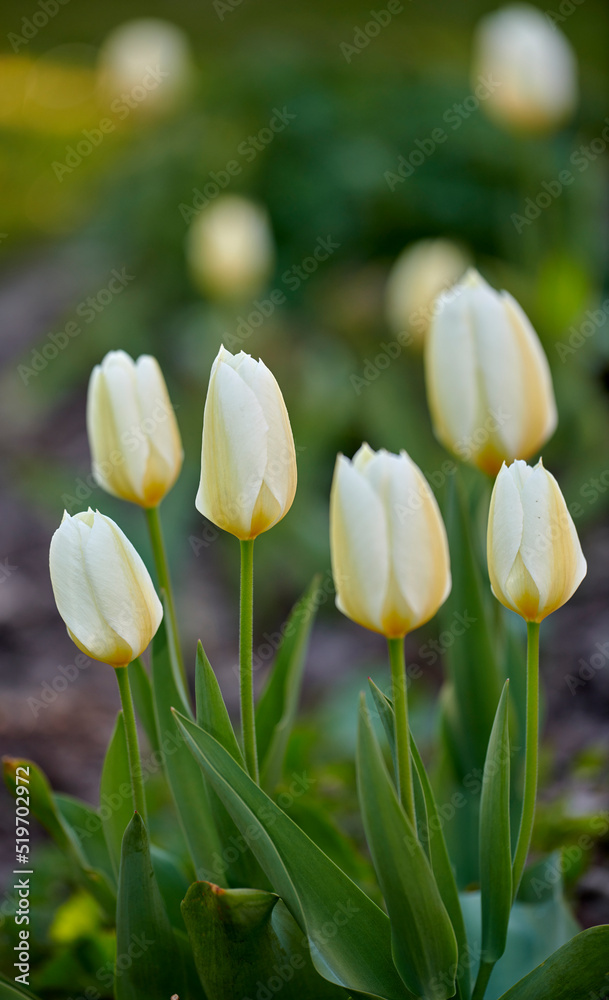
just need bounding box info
[384,238,470,348]
[186,196,275,301]
[49,509,162,665]
[330,444,451,637]
[472,3,578,133]
[87,350,183,508]
[487,459,587,622]
[425,270,557,474]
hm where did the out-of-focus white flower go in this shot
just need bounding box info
[196,347,297,539]
[425,269,557,475]
[487,460,586,622]
[385,239,470,347]
[186,196,274,300]
[472,3,578,133]
[97,19,193,116]
[330,444,451,637]
[49,509,162,666]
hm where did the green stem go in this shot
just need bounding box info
[115,665,147,823]
[511,621,540,900]
[239,539,258,783]
[471,959,495,1000]
[145,505,187,693]
[387,636,415,824]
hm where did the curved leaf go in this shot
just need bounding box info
[497,926,609,1000]
[99,711,133,879]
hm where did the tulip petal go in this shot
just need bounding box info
[135,355,183,505]
[330,456,388,634]
[487,464,525,606]
[502,292,557,457]
[426,281,478,454]
[49,515,132,666]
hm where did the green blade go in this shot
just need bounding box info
[128,658,159,753]
[357,696,458,1000]
[195,641,244,767]
[99,711,133,879]
[496,926,609,1000]
[174,710,413,1000]
[479,680,512,964]
[115,812,185,1000]
[256,576,321,791]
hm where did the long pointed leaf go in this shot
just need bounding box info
[497,925,609,1000]
[128,658,159,753]
[357,697,458,1000]
[174,710,412,1000]
[479,680,512,963]
[99,711,133,879]
[256,576,321,790]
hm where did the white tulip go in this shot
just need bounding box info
[186,196,274,300]
[330,445,451,637]
[196,347,297,539]
[87,350,183,508]
[97,18,193,116]
[49,509,163,666]
[472,3,578,133]
[425,269,557,475]
[385,239,470,347]
[487,460,586,622]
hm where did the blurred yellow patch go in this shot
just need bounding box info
[49,890,103,943]
[0,53,98,134]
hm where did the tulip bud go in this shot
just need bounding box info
[97,18,193,117]
[49,509,163,666]
[472,3,578,133]
[196,347,297,539]
[87,350,183,508]
[487,460,586,622]
[330,444,451,638]
[186,196,274,300]
[385,239,470,348]
[425,269,557,475]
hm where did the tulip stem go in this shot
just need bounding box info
[145,505,188,696]
[115,665,147,823]
[472,959,495,1000]
[387,636,415,825]
[239,538,259,783]
[512,620,540,900]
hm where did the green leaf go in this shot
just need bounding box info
[368,679,471,999]
[182,882,345,999]
[195,641,244,766]
[0,973,41,999]
[151,614,225,884]
[128,658,159,753]
[357,697,458,1000]
[55,794,116,890]
[99,711,133,879]
[368,677,398,775]
[115,812,185,1000]
[174,710,412,1000]
[3,758,115,917]
[497,926,609,1000]
[256,576,321,791]
[480,680,512,964]
[150,845,191,931]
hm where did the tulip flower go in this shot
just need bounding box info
[49,508,162,667]
[425,269,557,475]
[196,347,297,541]
[487,459,586,624]
[330,444,451,638]
[385,238,470,347]
[87,350,183,509]
[472,3,578,133]
[186,196,274,300]
[330,443,450,822]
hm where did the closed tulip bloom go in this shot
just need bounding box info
[186,196,274,300]
[330,445,451,638]
[385,238,470,347]
[196,347,297,539]
[472,4,577,133]
[49,509,163,666]
[487,460,586,622]
[87,350,183,508]
[425,269,557,475]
